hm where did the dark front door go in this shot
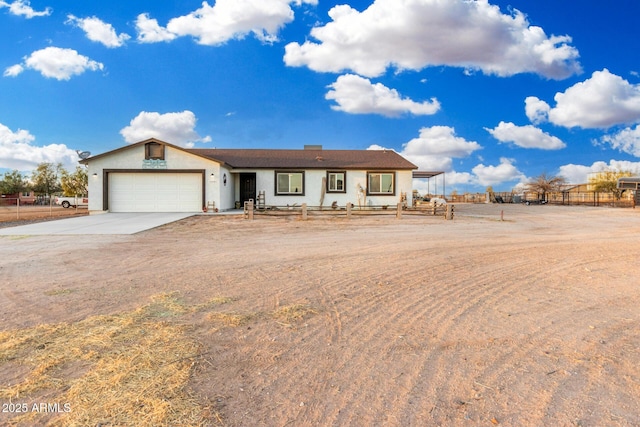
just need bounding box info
[239,173,256,205]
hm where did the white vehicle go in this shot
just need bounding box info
[55,196,88,208]
[429,197,447,206]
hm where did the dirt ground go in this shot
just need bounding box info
[0,206,88,228]
[1,204,639,426]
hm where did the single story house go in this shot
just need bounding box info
[81,138,419,213]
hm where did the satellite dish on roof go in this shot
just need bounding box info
[76,150,91,159]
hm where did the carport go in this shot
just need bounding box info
[413,171,445,197]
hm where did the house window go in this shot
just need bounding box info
[327,171,346,193]
[367,172,395,195]
[145,142,165,160]
[275,171,304,195]
[22,192,30,197]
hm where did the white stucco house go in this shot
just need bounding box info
[81,138,418,213]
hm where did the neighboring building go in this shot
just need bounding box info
[618,177,640,205]
[617,176,640,190]
[0,191,36,205]
[81,138,418,213]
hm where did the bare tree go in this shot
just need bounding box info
[525,173,566,202]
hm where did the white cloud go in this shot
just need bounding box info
[135,13,177,43]
[369,126,481,172]
[529,69,640,129]
[138,0,317,46]
[472,158,526,186]
[370,127,530,190]
[0,0,51,18]
[66,15,131,48]
[524,96,551,124]
[3,64,24,77]
[405,127,477,159]
[325,74,440,117]
[284,0,581,79]
[120,111,212,148]
[597,125,640,157]
[0,122,79,171]
[9,47,104,80]
[559,160,640,184]
[486,121,565,150]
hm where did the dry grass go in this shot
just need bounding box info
[43,288,75,296]
[205,312,253,328]
[272,303,317,324]
[0,294,317,425]
[0,292,237,426]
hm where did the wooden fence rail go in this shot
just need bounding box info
[243,201,453,220]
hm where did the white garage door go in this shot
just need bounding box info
[109,173,202,212]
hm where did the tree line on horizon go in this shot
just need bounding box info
[0,163,88,198]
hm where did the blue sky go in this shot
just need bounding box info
[1,0,640,192]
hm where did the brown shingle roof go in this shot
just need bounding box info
[80,139,418,170]
[186,148,417,170]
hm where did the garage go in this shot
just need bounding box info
[108,172,203,212]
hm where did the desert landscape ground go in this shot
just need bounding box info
[1,203,639,426]
[0,205,87,228]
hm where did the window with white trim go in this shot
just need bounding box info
[327,171,346,193]
[367,172,395,195]
[275,171,304,195]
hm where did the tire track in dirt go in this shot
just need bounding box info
[415,242,640,426]
[280,237,640,425]
[278,245,525,425]
[386,250,548,425]
[121,218,640,424]
[543,317,640,425]
[269,238,497,423]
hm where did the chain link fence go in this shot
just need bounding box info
[0,196,88,223]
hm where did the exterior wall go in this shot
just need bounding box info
[218,166,235,210]
[86,145,223,212]
[85,143,415,212]
[19,191,37,204]
[0,192,37,205]
[248,169,413,208]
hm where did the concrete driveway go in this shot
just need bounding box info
[0,212,196,235]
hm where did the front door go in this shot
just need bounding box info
[239,173,256,206]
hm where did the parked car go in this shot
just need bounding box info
[523,199,547,205]
[55,196,88,208]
